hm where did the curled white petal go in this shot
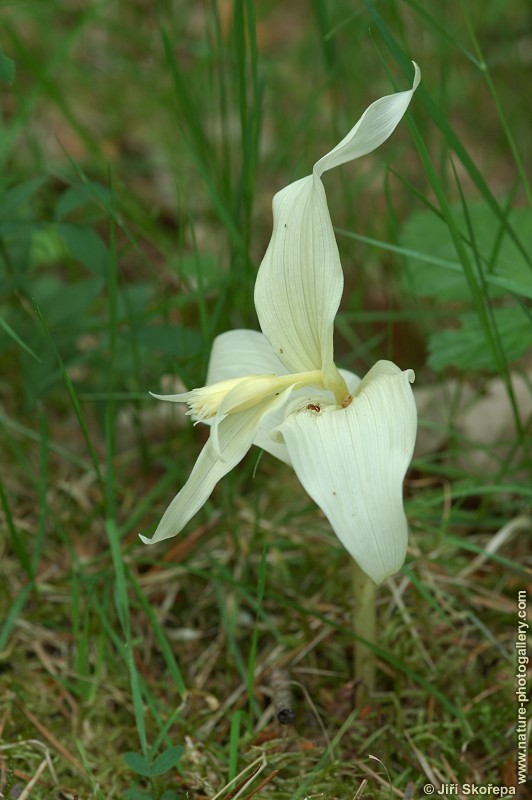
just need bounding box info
[207,330,288,384]
[339,367,362,396]
[278,361,417,583]
[314,63,421,177]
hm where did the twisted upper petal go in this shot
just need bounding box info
[254,175,344,386]
[314,63,421,177]
[254,64,420,399]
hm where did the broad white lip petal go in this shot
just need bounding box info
[140,401,268,544]
[278,361,416,584]
[255,367,362,468]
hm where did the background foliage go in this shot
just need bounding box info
[0,1,530,798]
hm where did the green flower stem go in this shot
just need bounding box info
[351,560,376,702]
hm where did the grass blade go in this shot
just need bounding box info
[33,303,103,484]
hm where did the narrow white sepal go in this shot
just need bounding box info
[278,361,417,584]
[139,403,265,544]
[149,390,191,403]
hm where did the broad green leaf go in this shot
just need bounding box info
[30,225,69,266]
[428,306,532,372]
[30,276,102,327]
[136,324,204,357]
[0,312,41,361]
[0,47,15,84]
[149,745,184,777]
[116,283,155,320]
[123,751,152,777]
[55,182,113,220]
[401,204,532,301]
[0,226,35,290]
[57,223,109,274]
[0,178,46,216]
[124,788,154,800]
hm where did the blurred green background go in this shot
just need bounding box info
[1,2,530,798]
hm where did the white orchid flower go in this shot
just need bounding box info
[141,64,420,585]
